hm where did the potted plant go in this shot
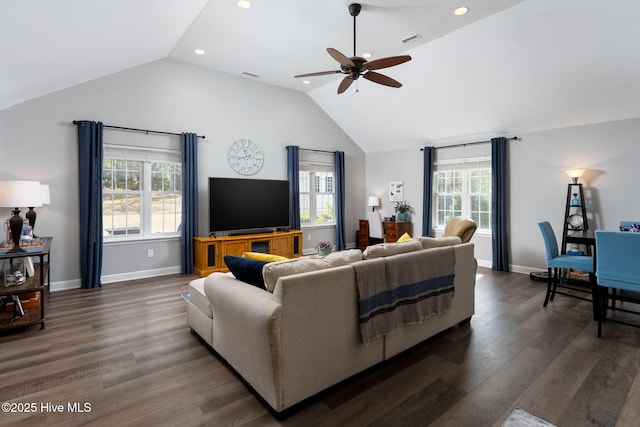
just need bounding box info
[395,201,413,222]
[315,240,332,257]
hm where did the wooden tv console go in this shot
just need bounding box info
[193,230,303,277]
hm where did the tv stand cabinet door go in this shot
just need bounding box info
[222,240,249,258]
[272,235,291,257]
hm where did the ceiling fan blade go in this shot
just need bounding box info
[295,70,342,78]
[363,71,402,88]
[327,48,355,68]
[366,55,412,71]
[337,76,354,94]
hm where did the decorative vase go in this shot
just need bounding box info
[317,247,332,257]
[397,213,408,222]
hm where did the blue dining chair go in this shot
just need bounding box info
[594,230,640,337]
[538,221,595,307]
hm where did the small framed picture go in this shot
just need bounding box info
[389,181,403,202]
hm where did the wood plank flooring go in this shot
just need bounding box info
[1,268,640,426]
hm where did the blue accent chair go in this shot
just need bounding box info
[538,221,595,307]
[619,220,640,231]
[594,230,640,337]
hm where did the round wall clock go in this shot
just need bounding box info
[227,139,264,175]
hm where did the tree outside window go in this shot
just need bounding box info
[103,157,182,238]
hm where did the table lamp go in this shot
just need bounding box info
[28,184,50,237]
[0,180,42,253]
[367,196,380,212]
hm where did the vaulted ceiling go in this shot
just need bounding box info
[2,0,639,152]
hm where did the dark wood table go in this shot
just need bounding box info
[565,229,595,250]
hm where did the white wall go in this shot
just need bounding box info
[368,117,640,272]
[0,59,365,289]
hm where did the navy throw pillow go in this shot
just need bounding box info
[223,255,269,290]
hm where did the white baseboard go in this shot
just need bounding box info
[50,266,181,292]
[477,259,540,276]
[50,279,82,292]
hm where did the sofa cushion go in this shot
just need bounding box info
[362,239,423,259]
[418,236,461,249]
[262,249,363,292]
[242,251,289,262]
[224,255,269,290]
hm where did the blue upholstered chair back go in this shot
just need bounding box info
[619,220,640,231]
[538,221,559,262]
[595,230,640,292]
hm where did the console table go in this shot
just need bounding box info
[383,221,413,243]
[0,237,51,331]
[194,230,303,277]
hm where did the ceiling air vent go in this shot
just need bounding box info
[401,34,422,44]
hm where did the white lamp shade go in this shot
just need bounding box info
[40,184,51,205]
[0,180,43,208]
[367,196,380,208]
[563,168,586,179]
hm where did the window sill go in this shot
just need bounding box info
[301,223,336,230]
[104,234,180,246]
[434,229,491,237]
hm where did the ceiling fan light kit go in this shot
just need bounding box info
[294,3,412,94]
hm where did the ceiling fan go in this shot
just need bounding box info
[295,3,412,94]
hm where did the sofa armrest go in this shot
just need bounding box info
[203,273,282,409]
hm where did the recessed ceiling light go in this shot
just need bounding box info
[237,0,251,9]
[302,80,311,85]
[454,6,469,16]
[362,52,372,58]
[194,49,205,55]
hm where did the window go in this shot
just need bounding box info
[434,157,491,232]
[102,146,182,239]
[299,162,335,225]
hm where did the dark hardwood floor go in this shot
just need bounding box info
[1,268,639,427]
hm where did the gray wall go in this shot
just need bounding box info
[0,59,365,289]
[2,54,638,288]
[367,117,640,272]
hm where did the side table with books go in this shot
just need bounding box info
[0,237,52,331]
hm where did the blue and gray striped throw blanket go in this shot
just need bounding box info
[353,246,455,345]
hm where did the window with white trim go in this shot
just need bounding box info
[299,161,335,225]
[434,157,492,232]
[102,145,182,239]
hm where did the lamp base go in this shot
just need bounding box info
[25,207,38,238]
[7,209,25,253]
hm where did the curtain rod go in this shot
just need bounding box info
[421,136,519,150]
[298,147,335,154]
[72,121,205,139]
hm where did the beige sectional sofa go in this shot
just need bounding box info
[186,236,477,413]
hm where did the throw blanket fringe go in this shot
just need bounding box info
[353,247,456,344]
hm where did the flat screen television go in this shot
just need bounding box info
[208,177,290,234]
